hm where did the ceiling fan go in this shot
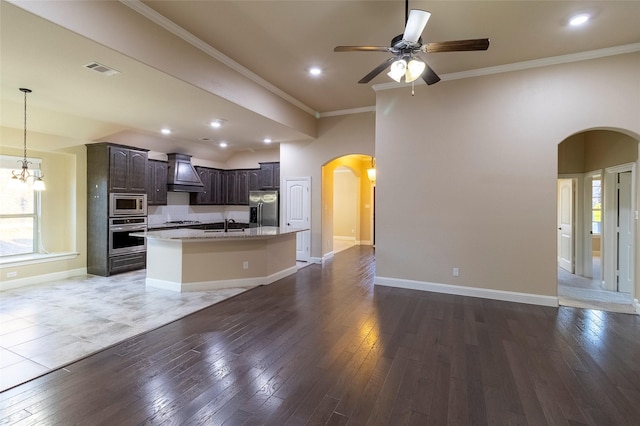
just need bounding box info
[334,0,490,85]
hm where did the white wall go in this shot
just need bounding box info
[375,53,640,302]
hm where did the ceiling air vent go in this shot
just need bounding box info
[83,61,120,76]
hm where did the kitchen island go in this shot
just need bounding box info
[132,227,306,292]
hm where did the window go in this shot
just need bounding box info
[0,156,42,257]
[592,176,602,235]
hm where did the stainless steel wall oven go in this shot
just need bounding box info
[108,217,147,256]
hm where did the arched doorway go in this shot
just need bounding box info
[322,154,375,256]
[557,129,638,313]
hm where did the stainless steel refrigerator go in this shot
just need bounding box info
[249,190,279,227]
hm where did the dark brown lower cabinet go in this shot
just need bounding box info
[108,252,146,274]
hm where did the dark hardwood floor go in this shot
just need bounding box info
[2,246,639,425]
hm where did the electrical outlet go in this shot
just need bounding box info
[453,267,460,277]
[7,271,18,278]
[243,261,249,269]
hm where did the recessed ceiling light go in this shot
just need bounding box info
[161,128,171,135]
[309,67,322,76]
[219,142,228,148]
[263,138,272,144]
[569,13,590,27]
[210,119,225,128]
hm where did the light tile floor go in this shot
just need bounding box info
[0,270,254,391]
[558,256,637,315]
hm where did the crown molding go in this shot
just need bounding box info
[318,106,376,118]
[120,0,318,117]
[374,43,640,92]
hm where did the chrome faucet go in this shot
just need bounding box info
[224,218,235,232]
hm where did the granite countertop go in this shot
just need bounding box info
[147,221,249,230]
[132,226,307,241]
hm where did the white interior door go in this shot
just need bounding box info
[558,179,574,272]
[285,177,310,262]
[617,171,633,293]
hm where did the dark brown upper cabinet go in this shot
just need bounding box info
[190,167,223,205]
[259,162,280,189]
[108,146,148,193]
[146,160,168,205]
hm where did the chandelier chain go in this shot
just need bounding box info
[23,88,28,161]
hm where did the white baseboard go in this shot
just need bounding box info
[310,252,335,264]
[333,236,356,241]
[358,240,373,246]
[146,265,298,292]
[374,276,559,307]
[0,267,88,291]
[635,298,640,315]
[265,266,298,284]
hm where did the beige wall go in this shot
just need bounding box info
[0,128,87,283]
[559,130,638,174]
[281,112,375,258]
[224,148,279,170]
[593,235,601,254]
[375,53,640,299]
[584,131,638,171]
[558,133,585,174]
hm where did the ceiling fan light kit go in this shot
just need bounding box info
[387,57,426,83]
[334,1,489,89]
[387,59,407,82]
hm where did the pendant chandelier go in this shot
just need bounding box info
[12,88,45,191]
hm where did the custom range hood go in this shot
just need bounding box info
[167,153,204,192]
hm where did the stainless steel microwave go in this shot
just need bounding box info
[109,193,147,217]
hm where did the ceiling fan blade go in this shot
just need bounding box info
[403,9,431,43]
[423,38,490,53]
[422,65,441,85]
[358,58,396,84]
[334,46,390,53]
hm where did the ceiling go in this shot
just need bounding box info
[1,1,639,162]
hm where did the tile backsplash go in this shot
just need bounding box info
[148,192,249,225]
